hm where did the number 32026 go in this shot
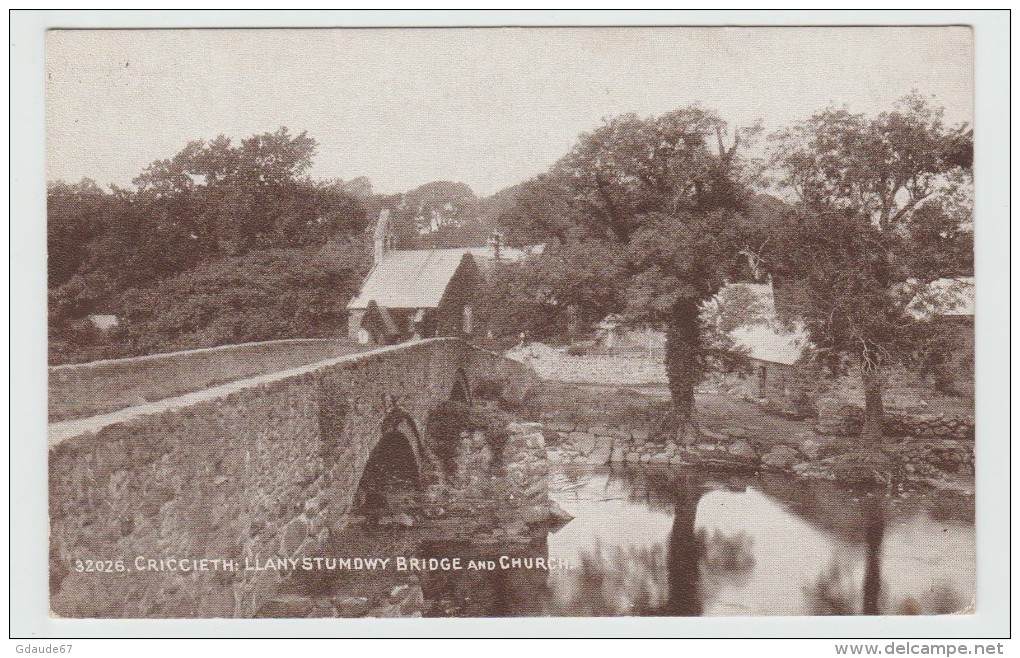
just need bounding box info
[74,559,127,572]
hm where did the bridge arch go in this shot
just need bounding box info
[353,410,424,514]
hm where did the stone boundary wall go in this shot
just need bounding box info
[543,420,651,466]
[818,407,975,441]
[507,347,667,385]
[49,338,363,422]
[49,338,534,618]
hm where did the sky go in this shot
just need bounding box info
[46,27,973,197]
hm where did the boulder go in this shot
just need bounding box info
[589,437,614,464]
[509,422,543,434]
[547,501,575,525]
[568,432,597,455]
[727,440,757,460]
[702,428,729,442]
[800,439,822,460]
[309,600,339,618]
[762,445,800,470]
[279,516,309,556]
[378,513,414,528]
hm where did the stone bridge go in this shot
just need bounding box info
[48,338,538,618]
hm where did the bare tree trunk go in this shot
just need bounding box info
[861,365,885,443]
[665,296,701,444]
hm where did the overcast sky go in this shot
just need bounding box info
[46,27,973,197]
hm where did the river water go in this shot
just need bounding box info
[302,465,973,617]
[412,466,973,617]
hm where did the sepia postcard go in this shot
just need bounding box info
[18,14,1008,639]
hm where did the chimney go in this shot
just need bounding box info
[489,229,503,261]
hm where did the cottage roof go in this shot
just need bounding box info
[718,281,808,366]
[730,323,809,366]
[906,276,974,319]
[347,249,475,310]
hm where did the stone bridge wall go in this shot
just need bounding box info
[49,338,362,422]
[48,338,535,618]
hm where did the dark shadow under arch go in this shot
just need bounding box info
[353,412,423,514]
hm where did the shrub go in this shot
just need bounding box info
[425,401,513,472]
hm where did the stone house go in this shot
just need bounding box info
[730,321,818,416]
[729,276,975,415]
[715,281,812,410]
[905,276,974,396]
[347,210,484,345]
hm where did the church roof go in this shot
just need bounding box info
[347,249,476,310]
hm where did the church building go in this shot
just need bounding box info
[346,210,484,345]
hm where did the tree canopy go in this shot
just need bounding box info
[498,106,765,434]
[766,92,973,440]
[47,128,373,363]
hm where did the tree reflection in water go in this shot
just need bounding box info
[333,466,974,617]
[802,494,885,615]
[802,494,968,616]
[860,494,884,615]
[566,475,755,616]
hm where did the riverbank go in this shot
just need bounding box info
[537,383,974,493]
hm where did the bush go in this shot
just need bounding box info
[48,242,369,364]
[425,401,513,472]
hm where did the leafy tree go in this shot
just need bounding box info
[131,127,367,254]
[47,179,108,287]
[767,93,973,441]
[479,242,629,343]
[501,107,762,439]
[705,283,772,334]
[47,128,372,363]
[495,173,579,247]
[116,241,369,355]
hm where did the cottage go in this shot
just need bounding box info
[723,281,816,415]
[347,210,483,345]
[727,276,975,411]
[906,276,975,395]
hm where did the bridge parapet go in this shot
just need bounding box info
[48,338,536,618]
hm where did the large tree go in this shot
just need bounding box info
[47,128,372,363]
[768,92,973,441]
[502,107,763,440]
[131,127,368,254]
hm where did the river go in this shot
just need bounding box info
[294,465,974,618]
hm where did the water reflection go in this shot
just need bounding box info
[313,466,973,617]
[541,467,973,617]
